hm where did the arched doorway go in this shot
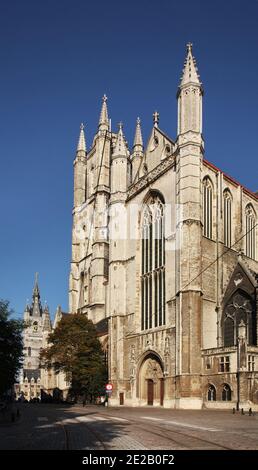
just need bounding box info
[138,352,164,406]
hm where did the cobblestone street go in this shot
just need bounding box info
[0,404,258,450]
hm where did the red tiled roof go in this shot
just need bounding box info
[203,158,258,201]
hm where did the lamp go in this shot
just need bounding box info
[236,319,246,411]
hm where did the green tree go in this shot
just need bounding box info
[40,314,107,402]
[0,300,24,397]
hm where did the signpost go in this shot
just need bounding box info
[105,384,112,407]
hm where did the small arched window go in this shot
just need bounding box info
[141,194,165,330]
[245,204,256,259]
[203,177,213,239]
[208,384,216,401]
[223,190,232,248]
[222,384,231,401]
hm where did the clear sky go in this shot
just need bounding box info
[0,0,258,319]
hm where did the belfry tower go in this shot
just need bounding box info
[19,274,51,400]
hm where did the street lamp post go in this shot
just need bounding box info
[236,320,246,411]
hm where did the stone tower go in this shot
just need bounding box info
[175,43,204,407]
[19,274,52,400]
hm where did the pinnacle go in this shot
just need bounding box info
[133,117,143,149]
[113,123,127,156]
[99,94,109,130]
[77,123,86,153]
[180,43,201,87]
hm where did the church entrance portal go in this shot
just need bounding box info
[138,353,164,406]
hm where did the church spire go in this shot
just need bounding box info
[31,273,43,317]
[179,43,201,88]
[33,272,40,299]
[131,117,143,182]
[177,43,203,136]
[113,122,127,157]
[77,123,86,154]
[99,94,109,131]
[133,117,143,151]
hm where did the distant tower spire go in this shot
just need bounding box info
[77,123,86,153]
[31,273,43,317]
[99,94,109,131]
[33,272,40,298]
[177,43,203,136]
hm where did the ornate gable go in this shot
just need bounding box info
[142,127,174,175]
[223,260,257,308]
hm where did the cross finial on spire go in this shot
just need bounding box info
[80,122,84,131]
[103,94,107,102]
[187,42,193,52]
[153,111,159,128]
[118,121,123,130]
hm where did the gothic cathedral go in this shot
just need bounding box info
[69,44,258,409]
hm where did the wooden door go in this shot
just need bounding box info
[147,379,154,405]
[119,392,124,405]
[160,379,164,406]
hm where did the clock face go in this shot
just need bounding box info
[33,322,38,332]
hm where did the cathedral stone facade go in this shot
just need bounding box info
[69,44,258,409]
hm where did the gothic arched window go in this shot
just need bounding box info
[141,194,165,330]
[222,384,231,401]
[28,347,31,357]
[203,177,213,239]
[223,189,232,248]
[207,384,216,401]
[223,290,256,347]
[245,204,256,260]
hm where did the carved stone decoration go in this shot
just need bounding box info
[127,154,175,200]
[164,336,170,354]
[145,359,163,383]
[130,344,136,362]
[234,273,243,287]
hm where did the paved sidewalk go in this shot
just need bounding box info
[0,403,21,426]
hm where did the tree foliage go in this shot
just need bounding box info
[0,300,24,396]
[40,314,107,401]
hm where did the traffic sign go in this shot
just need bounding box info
[106,384,113,391]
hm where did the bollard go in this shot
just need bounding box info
[232,407,236,414]
[241,408,244,415]
[249,408,252,416]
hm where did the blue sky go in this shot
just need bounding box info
[0,0,258,319]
